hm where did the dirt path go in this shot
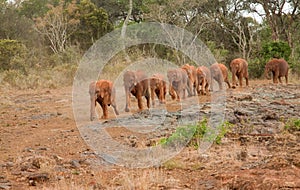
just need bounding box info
[0,80,299,189]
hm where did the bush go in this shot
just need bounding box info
[248,58,265,79]
[289,59,300,77]
[0,39,27,72]
[285,118,300,132]
[1,63,77,89]
[261,41,291,61]
[159,119,233,149]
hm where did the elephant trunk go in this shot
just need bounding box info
[264,68,271,79]
[90,94,96,121]
[231,68,238,87]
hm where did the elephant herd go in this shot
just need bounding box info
[89,58,289,120]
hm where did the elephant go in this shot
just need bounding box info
[89,80,119,121]
[123,70,150,112]
[181,64,198,96]
[212,63,231,89]
[230,58,249,88]
[196,66,211,95]
[209,63,225,91]
[265,58,289,84]
[167,68,188,101]
[150,73,166,107]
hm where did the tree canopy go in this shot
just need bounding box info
[0,0,299,79]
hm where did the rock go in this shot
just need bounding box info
[262,112,279,121]
[0,184,11,190]
[70,160,80,168]
[126,135,138,147]
[27,173,50,186]
[235,95,253,101]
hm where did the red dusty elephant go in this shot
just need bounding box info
[181,64,198,96]
[212,63,231,89]
[167,68,188,101]
[150,73,166,107]
[123,70,150,112]
[196,66,211,95]
[265,58,289,84]
[230,58,249,88]
[89,80,119,121]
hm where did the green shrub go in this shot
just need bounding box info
[261,41,291,61]
[159,119,233,149]
[285,118,300,132]
[248,58,265,79]
[0,39,27,72]
[289,59,300,77]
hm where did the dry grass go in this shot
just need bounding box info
[39,167,176,190]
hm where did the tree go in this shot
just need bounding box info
[34,0,79,54]
[73,0,113,50]
[245,0,300,56]
[0,1,34,41]
[18,0,51,19]
[92,0,144,24]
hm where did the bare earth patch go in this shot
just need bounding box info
[0,80,299,189]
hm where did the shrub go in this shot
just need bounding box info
[159,119,233,149]
[261,41,291,61]
[247,58,265,79]
[0,39,27,72]
[285,118,300,132]
[1,63,77,89]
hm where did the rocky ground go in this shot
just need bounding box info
[0,80,299,190]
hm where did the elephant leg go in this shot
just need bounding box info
[187,80,193,97]
[274,71,279,83]
[99,102,108,119]
[125,88,131,112]
[196,82,201,95]
[218,76,223,90]
[175,88,181,102]
[205,82,210,95]
[111,101,119,115]
[278,77,282,83]
[285,73,288,84]
[137,94,143,111]
[150,88,155,107]
[245,76,249,86]
[273,75,278,83]
[231,73,236,88]
[103,104,108,119]
[182,85,186,100]
[235,74,240,86]
[238,74,243,87]
[145,89,150,109]
[193,81,197,96]
[201,82,206,95]
[225,79,231,88]
[169,85,176,100]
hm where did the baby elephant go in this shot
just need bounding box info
[167,68,188,101]
[181,64,198,96]
[150,73,166,107]
[196,66,211,95]
[123,70,150,112]
[265,58,289,84]
[230,58,249,88]
[217,63,231,88]
[89,80,119,121]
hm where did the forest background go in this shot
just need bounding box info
[0,0,299,89]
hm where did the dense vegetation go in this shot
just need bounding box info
[0,0,299,89]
